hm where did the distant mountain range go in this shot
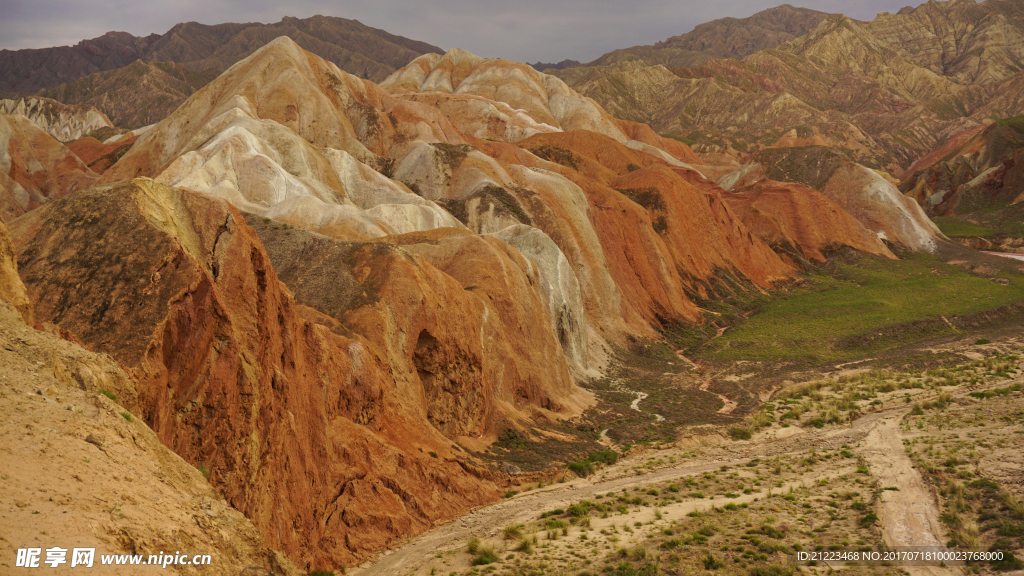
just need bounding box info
[585,4,832,68]
[0,15,442,95]
[529,59,582,72]
[554,0,1024,175]
[0,16,442,129]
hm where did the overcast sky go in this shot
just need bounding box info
[2,0,914,63]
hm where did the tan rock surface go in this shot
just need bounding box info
[556,1,1024,175]
[0,219,31,323]
[0,301,302,576]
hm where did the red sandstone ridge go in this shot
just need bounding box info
[92,37,795,356]
[11,178,583,569]
[900,116,1024,218]
[739,146,944,252]
[66,133,139,174]
[724,179,896,265]
[1,113,98,222]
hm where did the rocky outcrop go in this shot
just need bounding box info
[555,0,1024,174]
[0,219,31,323]
[65,133,140,174]
[1,113,98,221]
[864,0,1024,85]
[97,38,782,353]
[99,37,460,240]
[382,48,634,144]
[4,38,904,571]
[0,97,112,141]
[529,59,582,71]
[39,61,219,129]
[10,178,583,569]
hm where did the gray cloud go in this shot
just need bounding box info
[1,0,912,63]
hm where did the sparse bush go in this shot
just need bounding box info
[503,524,523,540]
[496,428,528,449]
[730,428,752,440]
[702,553,723,569]
[515,535,537,554]
[470,544,499,566]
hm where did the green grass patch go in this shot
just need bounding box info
[704,253,1024,362]
[932,217,1002,237]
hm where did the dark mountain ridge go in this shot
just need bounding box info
[0,15,443,95]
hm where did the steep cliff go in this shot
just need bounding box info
[10,178,583,568]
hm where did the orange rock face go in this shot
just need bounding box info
[1,113,98,221]
[11,179,582,569]
[495,131,794,331]
[66,134,139,174]
[724,179,896,265]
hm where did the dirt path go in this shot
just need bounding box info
[700,376,738,414]
[674,350,737,414]
[609,378,663,421]
[859,411,953,576]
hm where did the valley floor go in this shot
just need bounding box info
[352,336,1024,576]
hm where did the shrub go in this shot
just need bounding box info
[531,144,580,170]
[702,553,723,569]
[567,501,595,517]
[568,460,594,477]
[470,544,499,566]
[98,389,117,402]
[730,428,752,440]
[515,536,535,554]
[496,428,528,449]
[587,449,619,465]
